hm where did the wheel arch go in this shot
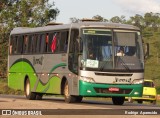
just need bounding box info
[24,75,29,92]
[61,76,67,95]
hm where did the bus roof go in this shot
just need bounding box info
[10,22,140,35]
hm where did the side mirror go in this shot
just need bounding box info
[144,43,149,59]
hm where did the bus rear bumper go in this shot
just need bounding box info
[79,80,143,97]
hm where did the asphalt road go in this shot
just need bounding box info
[0,95,159,118]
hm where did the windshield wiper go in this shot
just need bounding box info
[118,57,131,71]
[99,58,112,71]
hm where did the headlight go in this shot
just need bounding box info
[132,79,144,84]
[80,76,95,83]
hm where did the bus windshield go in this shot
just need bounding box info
[81,28,144,71]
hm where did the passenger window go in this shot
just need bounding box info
[12,36,18,54]
[45,33,49,52]
[40,34,45,53]
[50,32,60,53]
[17,35,23,54]
[31,35,37,54]
[10,36,15,55]
[23,35,28,54]
[36,35,41,53]
[26,35,32,54]
[60,31,69,52]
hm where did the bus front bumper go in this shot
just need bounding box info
[79,80,143,97]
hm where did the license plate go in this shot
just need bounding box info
[109,87,120,92]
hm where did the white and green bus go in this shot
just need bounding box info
[8,21,145,105]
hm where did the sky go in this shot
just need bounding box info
[49,0,160,24]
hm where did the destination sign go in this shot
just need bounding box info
[83,29,111,36]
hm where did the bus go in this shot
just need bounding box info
[8,21,145,105]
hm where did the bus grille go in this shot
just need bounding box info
[95,73,132,76]
[94,88,132,94]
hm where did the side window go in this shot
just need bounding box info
[17,35,23,54]
[10,35,15,55]
[23,35,28,54]
[31,35,37,54]
[40,34,45,53]
[49,32,60,53]
[48,33,53,53]
[27,35,32,54]
[12,36,18,54]
[45,33,49,53]
[60,31,69,52]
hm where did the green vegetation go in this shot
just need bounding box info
[0,78,23,95]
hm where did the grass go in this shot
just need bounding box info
[0,78,23,95]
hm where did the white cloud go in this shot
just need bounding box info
[113,0,160,14]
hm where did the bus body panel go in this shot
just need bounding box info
[79,80,143,97]
[8,53,70,94]
[8,22,144,104]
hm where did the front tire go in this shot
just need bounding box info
[64,81,76,103]
[25,79,36,100]
[112,97,125,105]
[75,96,83,103]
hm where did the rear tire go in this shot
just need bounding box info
[25,79,36,100]
[151,100,156,105]
[64,81,76,103]
[137,100,143,104]
[112,97,125,105]
[36,93,43,100]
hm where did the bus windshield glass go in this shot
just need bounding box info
[81,28,144,71]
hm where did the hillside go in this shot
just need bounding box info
[143,32,160,93]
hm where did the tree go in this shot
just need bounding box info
[0,0,59,28]
[144,12,160,31]
[129,14,145,31]
[0,0,59,78]
[92,15,108,22]
[110,15,126,24]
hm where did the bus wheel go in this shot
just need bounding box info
[36,94,43,100]
[75,96,83,103]
[25,79,36,100]
[151,100,156,105]
[64,81,75,103]
[137,100,143,104]
[112,97,125,105]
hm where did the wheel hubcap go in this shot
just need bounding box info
[26,81,30,96]
[64,83,69,97]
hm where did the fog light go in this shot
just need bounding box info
[134,92,139,95]
[87,90,91,93]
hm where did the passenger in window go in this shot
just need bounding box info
[45,33,49,52]
[117,46,125,56]
[125,47,136,56]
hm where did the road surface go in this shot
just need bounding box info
[0,95,159,118]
